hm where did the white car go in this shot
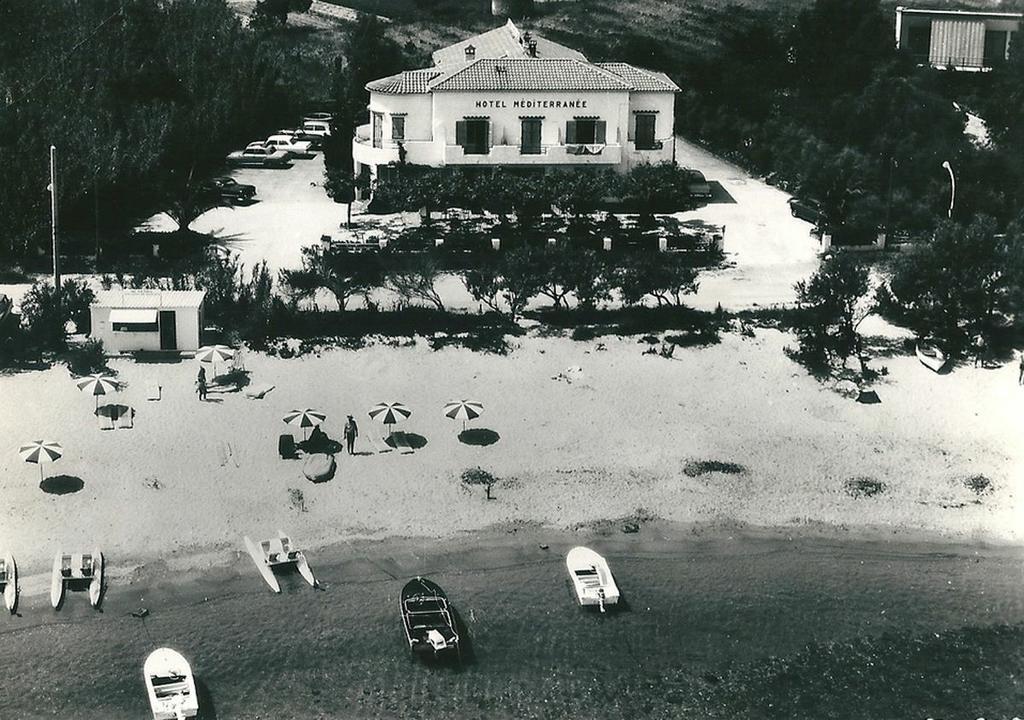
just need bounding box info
[264,134,314,158]
[300,119,331,138]
[226,142,290,168]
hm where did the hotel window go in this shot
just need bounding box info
[521,118,542,155]
[634,113,657,150]
[565,118,606,145]
[456,118,490,155]
[372,111,384,149]
[391,115,405,142]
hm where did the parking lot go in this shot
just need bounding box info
[143,137,822,310]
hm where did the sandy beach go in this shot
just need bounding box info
[0,324,1020,589]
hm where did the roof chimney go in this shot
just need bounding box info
[465,44,476,60]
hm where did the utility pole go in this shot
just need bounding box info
[942,161,955,219]
[49,144,61,304]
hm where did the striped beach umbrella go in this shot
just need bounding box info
[368,402,411,435]
[196,345,235,377]
[76,373,118,409]
[19,440,63,482]
[283,408,327,440]
[443,400,484,431]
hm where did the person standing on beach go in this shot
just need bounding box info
[1018,352,1024,385]
[196,367,207,401]
[973,333,986,368]
[344,415,358,455]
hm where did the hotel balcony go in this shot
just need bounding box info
[443,142,622,165]
[352,124,438,167]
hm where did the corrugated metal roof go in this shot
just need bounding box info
[595,63,681,92]
[92,290,206,309]
[432,20,587,65]
[430,58,632,92]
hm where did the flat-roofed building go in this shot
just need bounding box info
[353,20,679,185]
[89,290,205,354]
[895,6,1021,70]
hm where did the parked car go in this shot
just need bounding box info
[683,169,712,199]
[300,119,331,138]
[302,112,333,123]
[226,142,290,168]
[201,177,256,204]
[264,134,315,158]
[788,196,825,224]
[276,128,323,148]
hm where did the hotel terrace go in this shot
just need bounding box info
[352,20,680,185]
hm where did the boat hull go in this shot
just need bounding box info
[278,530,316,587]
[89,549,104,608]
[916,343,948,373]
[144,647,199,720]
[244,537,280,593]
[400,577,460,656]
[566,546,620,609]
[50,552,64,609]
[2,553,16,612]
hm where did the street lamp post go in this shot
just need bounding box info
[48,144,60,304]
[941,161,955,219]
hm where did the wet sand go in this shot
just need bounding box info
[3,523,1023,719]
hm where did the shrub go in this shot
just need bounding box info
[461,467,497,500]
[65,338,107,375]
[844,476,886,498]
[683,460,746,477]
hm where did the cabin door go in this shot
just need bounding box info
[159,311,177,350]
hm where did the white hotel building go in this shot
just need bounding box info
[352,20,679,185]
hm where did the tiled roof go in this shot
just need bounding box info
[366,68,448,94]
[430,58,632,92]
[92,290,206,309]
[595,63,681,92]
[432,20,587,65]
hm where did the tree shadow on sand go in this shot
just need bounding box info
[40,475,85,495]
[458,428,500,446]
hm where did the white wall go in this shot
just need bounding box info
[368,93,435,143]
[89,305,202,354]
[623,91,677,169]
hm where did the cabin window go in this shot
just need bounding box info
[391,115,405,142]
[456,118,490,155]
[521,118,542,154]
[110,309,158,332]
[566,118,606,145]
[634,113,657,150]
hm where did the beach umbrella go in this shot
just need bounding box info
[443,400,484,432]
[283,408,327,440]
[196,345,235,377]
[19,440,62,482]
[368,402,411,436]
[76,373,119,409]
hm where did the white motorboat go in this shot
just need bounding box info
[566,546,620,612]
[144,647,199,720]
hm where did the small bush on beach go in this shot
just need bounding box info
[65,338,107,375]
[964,475,993,496]
[683,460,746,477]
[288,488,308,512]
[461,467,497,500]
[844,477,886,499]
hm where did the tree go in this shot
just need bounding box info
[622,162,694,219]
[886,216,1020,353]
[162,167,224,234]
[497,248,543,321]
[794,253,873,365]
[19,279,95,352]
[614,253,700,307]
[548,169,619,223]
[564,249,613,310]
[462,261,502,313]
[280,245,384,310]
[385,252,446,311]
[250,0,312,30]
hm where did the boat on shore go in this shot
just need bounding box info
[243,531,316,593]
[51,549,103,609]
[400,577,460,659]
[144,647,199,720]
[916,342,949,373]
[566,546,620,612]
[1,552,16,613]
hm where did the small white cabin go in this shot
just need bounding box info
[90,290,205,354]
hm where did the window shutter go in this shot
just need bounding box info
[456,120,467,146]
[565,120,577,144]
[595,120,606,144]
[485,121,491,151]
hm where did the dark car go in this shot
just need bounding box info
[203,177,256,204]
[788,197,825,224]
[682,169,712,199]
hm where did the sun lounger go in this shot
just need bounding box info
[116,407,135,429]
[146,383,161,401]
[278,434,297,459]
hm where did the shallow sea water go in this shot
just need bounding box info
[2,532,1022,719]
